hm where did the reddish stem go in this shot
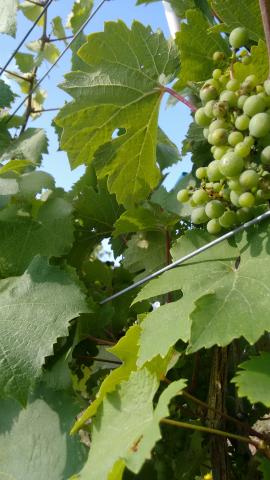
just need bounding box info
[162,86,197,112]
[259,0,270,78]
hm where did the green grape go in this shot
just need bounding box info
[204,100,216,118]
[219,74,230,86]
[214,145,230,160]
[204,78,220,90]
[219,210,237,228]
[212,68,222,80]
[236,207,252,223]
[191,206,208,224]
[211,128,228,145]
[243,95,266,117]
[208,133,215,145]
[257,85,264,93]
[235,114,250,131]
[196,167,207,179]
[238,192,255,207]
[209,119,229,133]
[239,169,259,189]
[207,218,222,234]
[264,79,270,96]
[203,128,209,139]
[237,95,248,109]
[213,182,222,192]
[234,141,251,157]
[200,86,218,103]
[207,160,223,181]
[261,146,270,165]
[226,79,240,91]
[192,189,209,205]
[220,90,237,107]
[195,107,211,127]
[249,112,270,137]
[212,101,229,118]
[205,199,225,219]
[228,131,244,146]
[230,190,240,207]
[177,189,190,203]
[219,152,244,177]
[211,145,216,153]
[243,135,255,147]
[213,51,225,62]
[228,177,243,192]
[221,188,230,201]
[229,27,248,49]
[242,74,258,92]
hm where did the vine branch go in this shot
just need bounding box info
[259,0,270,78]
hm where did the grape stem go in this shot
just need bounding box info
[161,86,197,111]
[259,0,270,78]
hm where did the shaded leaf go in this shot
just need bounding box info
[232,353,270,407]
[0,79,15,108]
[0,128,48,164]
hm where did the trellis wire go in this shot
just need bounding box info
[7,0,111,123]
[100,210,270,305]
[0,0,54,77]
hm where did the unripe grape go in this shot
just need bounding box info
[196,167,207,179]
[220,90,237,107]
[211,145,216,153]
[230,190,240,207]
[228,177,243,192]
[258,133,270,147]
[249,112,270,137]
[213,68,222,79]
[195,107,211,127]
[200,86,218,103]
[177,189,190,203]
[264,79,270,96]
[228,131,244,146]
[204,100,216,118]
[192,189,209,205]
[219,74,230,86]
[229,27,248,49]
[214,145,230,160]
[213,51,225,62]
[204,78,220,90]
[243,95,266,117]
[211,128,228,145]
[221,188,230,201]
[236,207,252,223]
[203,128,209,139]
[209,119,229,133]
[213,182,222,192]
[234,141,251,157]
[239,191,255,207]
[191,206,208,224]
[219,152,244,177]
[237,95,248,109]
[226,79,240,91]
[205,199,225,218]
[235,114,250,131]
[207,218,222,234]
[243,135,255,147]
[207,160,223,181]
[239,169,259,189]
[242,55,251,65]
[212,101,229,118]
[219,210,237,228]
[261,146,270,165]
[242,74,258,91]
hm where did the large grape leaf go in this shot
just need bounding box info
[76,369,186,479]
[234,40,268,84]
[232,353,270,407]
[0,385,88,480]
[212,0,263,41]
[0,0,17,36]
[0,196,74,277]
[56,21,179,206]
[174,9,229,89]
[0,128,48,164]
[0,256,89,404]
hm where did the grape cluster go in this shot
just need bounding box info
[177,27,270,234]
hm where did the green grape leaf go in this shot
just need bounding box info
[0,196,74,277]
[52,16,67,43]
[0,256,89,404]
[18,170,55,196]
[71,324,141,434]
[19,1,43,25]
[174,9,229,89]
[0,385,88,480]
[76,369,186,479]
[0,159,33,175]
[68,0,93,34]
[188,222,270,352]
[123,231,167,281]
[136,0,194,18]
[113,203,178,237]
[157,128,181,171]
[182,121,211,167]
[56,20,179,206]
[234,40,268,84]
[232,353,270,407]
[0,128,48,164]
[212,0,263,41]
[15,52,35,73]
[0,79,15,108]
[258,458,270,479]
[0,177,19,195]
[0,0,17,37]
[27,40,60,64]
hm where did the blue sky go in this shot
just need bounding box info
[2,0,192,190]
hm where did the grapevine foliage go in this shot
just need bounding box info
[0,1,270,479]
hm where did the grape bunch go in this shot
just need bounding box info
[177,27,270,234]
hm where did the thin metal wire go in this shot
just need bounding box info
[7,0,110,123]
[0,0,54,77]
[100,210,270,305]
